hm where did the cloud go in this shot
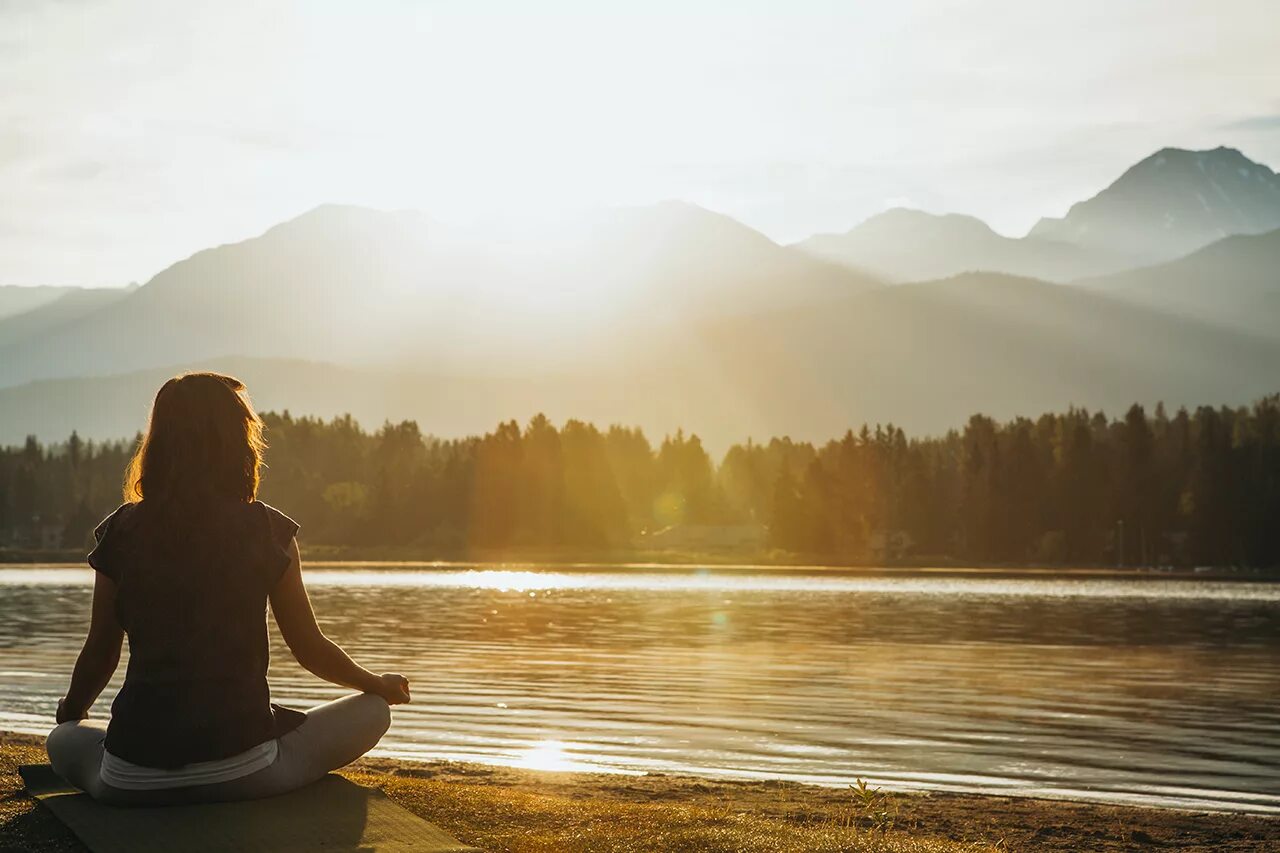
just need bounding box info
[1221,114,1280,132]
[39,158,110,183]
[5,0,1280,284]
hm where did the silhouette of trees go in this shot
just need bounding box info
[0,433,133,550]
[2,397,1279,567]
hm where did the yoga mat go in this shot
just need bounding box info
[20,765,483,853]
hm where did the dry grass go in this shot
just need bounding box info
[0,740,995,853]
[0,742,80,853]
[346,770,1002,853]
[6,736,1279,853]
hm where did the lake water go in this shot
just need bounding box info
[1,566,1277,813]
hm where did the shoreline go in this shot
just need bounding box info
[3,733,1278,852]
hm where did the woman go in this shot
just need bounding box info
[46,372,410,805]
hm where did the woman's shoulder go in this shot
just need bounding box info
[248,500,296,526]
[88,502,145,577]
[93,502,143,541]
[246,501,300,582]
[248,501,300,544]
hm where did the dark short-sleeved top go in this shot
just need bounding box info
[87,500,306,769]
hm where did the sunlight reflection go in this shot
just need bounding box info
[2,567,1278,602]
[456,570,548,592]
[291,570,1280,601]
[516,740,581,772]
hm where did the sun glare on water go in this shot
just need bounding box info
[516,740,578,772]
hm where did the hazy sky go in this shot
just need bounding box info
[3,0,1279,286]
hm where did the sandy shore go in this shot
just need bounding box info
[3,733,1277,852]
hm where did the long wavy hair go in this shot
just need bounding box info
[124,372,266,509]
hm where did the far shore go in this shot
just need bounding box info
[3,732,1277,852]
[1,547,1276,582]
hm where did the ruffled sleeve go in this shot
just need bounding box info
[86,504,132,582]
[257,502,300,586]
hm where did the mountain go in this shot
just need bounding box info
[684,272,1280,440]
[0,286,83,321]
[795,208,1121,282]
[1078,227,1280,340]
[563,200,870,316]
[0,358,582,447]
[798,147,1280,283]
[1031,146,1280,264]
[4,195,1278,448]
[0,285,134,349]
[3,273,1277,448]
[0,202,877,389]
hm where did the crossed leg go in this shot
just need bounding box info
[46,692,391,806]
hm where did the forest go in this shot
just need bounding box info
[1,396,1277,567]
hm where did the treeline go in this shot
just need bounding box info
[1,398,1278,566]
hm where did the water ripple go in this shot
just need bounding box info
[1,566,1277,813]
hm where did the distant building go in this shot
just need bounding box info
[868,529,914,561]
[641,524,766,551]
[1,517,66,550]
[39,523,64,550]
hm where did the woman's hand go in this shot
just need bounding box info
[56,697,88,725]
[58,572,123,726]
[375,673,411,705]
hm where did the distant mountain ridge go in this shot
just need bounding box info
[0,285,135,349]
[1080,226,1280,340]
[0,201,876,389]
[796,208,1121,282]
[0,285,85,321]
[797,146,1280,283]
[2,270,1278,447]
[1031,146,1280,263]
[3,145,1280,446]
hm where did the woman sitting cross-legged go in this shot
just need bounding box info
[46,372,410,805]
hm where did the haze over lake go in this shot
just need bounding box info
[2,566,1276,814]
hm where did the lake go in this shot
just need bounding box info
[1,565,1277,813]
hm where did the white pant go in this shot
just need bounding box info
[46,693,391,806]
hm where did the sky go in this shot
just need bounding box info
[2,0,1279,287]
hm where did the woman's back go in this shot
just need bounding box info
[48,371,407,806]
[90,499,304,768]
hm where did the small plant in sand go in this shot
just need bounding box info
[838,777,900,833]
